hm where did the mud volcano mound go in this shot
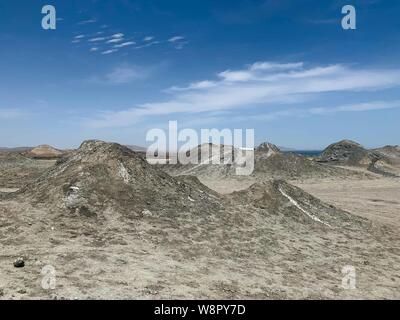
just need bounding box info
[253,142,351,179]
[23,144,63,159]
[255,142,280,157]
[369,145,400,177]
[157,141,359,180]
[373,145,400,163]
[0,152,55,188]
[318,140,379,166]
[155,143,239,177]
[229,180,365,229]
[18,140,222,217]
[319,140,399,177]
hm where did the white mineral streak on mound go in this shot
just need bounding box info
[278,186,332,227]
[118,162,131,184]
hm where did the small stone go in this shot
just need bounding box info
[142,209,153,217]
[17,289,27,294]
[13,257,25,268]
[0,288,4,296]
[69,186,80,192]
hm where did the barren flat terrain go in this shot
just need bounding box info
[292,176,400,228]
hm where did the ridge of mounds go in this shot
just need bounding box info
[227,179,367,229]
[22,144,64,159]
[7,140,369,233]
[252,142,353,179]
[318,140,400,177]
[16,140,223,218]
[158,141,356,180]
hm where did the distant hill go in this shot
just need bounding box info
[318,140,400,177]
[124,144,147,152]
[253,142,355,180]
[23,144,64,159]
[0,147,32,153]
[318,140,376,166]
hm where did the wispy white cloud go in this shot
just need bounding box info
[111,33,124,38]
[71,28,188,54]
[101,49,118,55]
[88,65,150,84]
[218,61,307,82]
[309,100,400,114]
[0,108,27,119]
[114,41,135,48]
[78,19,97,25]
[168,36,185,43]
[104,66,142,83]
[168,36,187,49]
[107,38,124,44]
[167,80,217,92]
[250,61,304,71]
[134,41,160,49]
[228,100,400,124]
[89,37,106,42]
[85,61,400,128]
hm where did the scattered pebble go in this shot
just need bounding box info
[13,257,25,268]
[142,209,153,217]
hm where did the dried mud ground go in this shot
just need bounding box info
[0,165,399,299]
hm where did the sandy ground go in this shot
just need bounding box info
[1,196,399,300]
[292,177,400,229]
[200,172,399,229]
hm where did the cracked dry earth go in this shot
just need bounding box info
[0,141,399,299]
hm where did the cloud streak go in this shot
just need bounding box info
[309,100,400,114]
[85,61,400,128]
[88,65,150,84]
[0,108,27,119]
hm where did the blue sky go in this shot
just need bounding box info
[1,0,400,149]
